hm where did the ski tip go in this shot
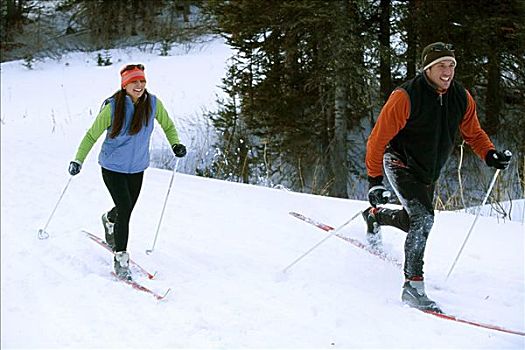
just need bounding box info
[156,288,171,301]
[422,308,525,336]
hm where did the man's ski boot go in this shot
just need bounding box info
[362,207,383,250]
[102,212,115,251]
[402,278,442,313]
[114,251,131,281]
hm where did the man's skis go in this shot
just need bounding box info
[423,310,525,336]
[289,211,525,337]
[83,230,170,300]
[83,230,156,279]
[289,211,403,269]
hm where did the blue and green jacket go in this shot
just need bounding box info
[74,93,180,174]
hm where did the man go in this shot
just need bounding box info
[363,42,511,312]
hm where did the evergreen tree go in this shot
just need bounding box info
[203,0,376,197]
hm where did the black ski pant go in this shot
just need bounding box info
[102,167,144,252]
[377,151,435,280]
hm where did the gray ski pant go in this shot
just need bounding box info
[377,151,436,280]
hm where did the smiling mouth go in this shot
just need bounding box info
[133,88,143,93]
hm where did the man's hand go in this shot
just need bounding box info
[367,176,391,208]
[485,149,512,170]
[368,185,391,208]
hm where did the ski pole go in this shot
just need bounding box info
[38,176,73,240]
[146,158,180,255]
[446,169,501,280]
[282,209,363,273]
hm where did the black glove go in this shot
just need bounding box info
[368,176,391,208]
[172,143,187,158]
[485,149,512,170]
[68,161,82,176]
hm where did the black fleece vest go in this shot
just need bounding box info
[389,73,468,184]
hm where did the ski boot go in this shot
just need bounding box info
[114,251,131,281]
[362,207,383,250]
[102,212,115,251]
[402,278,442,313]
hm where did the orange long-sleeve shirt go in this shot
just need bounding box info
[366,84,494,179]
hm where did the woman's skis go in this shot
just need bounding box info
[82,230,170,300]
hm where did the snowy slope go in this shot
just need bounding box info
[1,38,524,349]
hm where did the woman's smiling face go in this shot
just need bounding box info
[124,79,146,102]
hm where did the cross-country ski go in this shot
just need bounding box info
[289,211,403,269]
[289,211,525,337]
[110,272,170,301]
[83,230,156,280]
[84,230,170,300]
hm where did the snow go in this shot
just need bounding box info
[1,38,524,349]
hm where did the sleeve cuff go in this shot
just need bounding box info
[368,175,384,189]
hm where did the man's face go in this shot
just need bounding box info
[425,60,455,92]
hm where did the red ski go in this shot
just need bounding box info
[423,310,524,336]
[289,211,525,337]
[110,272,170,301]
[289,211,403,269]
[83,230,156,279]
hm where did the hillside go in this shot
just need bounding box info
[1,38,524,349]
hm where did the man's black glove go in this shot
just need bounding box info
[68,161,82,176]
[485,149,512,170]
[172,143,187,158]
[368,176,391,208]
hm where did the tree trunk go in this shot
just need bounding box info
[484,48,502,135]
[379,0,392,102]
[330,0,351,198]
[406,0,418,79]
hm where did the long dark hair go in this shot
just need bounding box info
[108,64,151,138]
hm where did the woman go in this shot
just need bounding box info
[68,64,187,280]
